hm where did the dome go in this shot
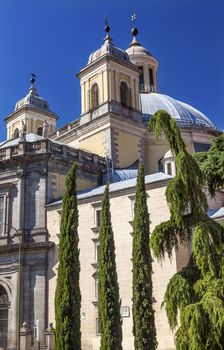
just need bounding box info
[15,86,50,112]
[140,93,216,129]
[88,35,130,64]
[125,31,158,65]
[163,150,174,160]
[126,39,152,57]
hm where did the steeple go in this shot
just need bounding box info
[104,19,112,44]
[130,13,141,47]
[29,72,38,96]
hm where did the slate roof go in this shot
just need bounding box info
[208,207,224,220]
[47,172,172,207]
[0,133,65,149]
[140,93,216,129]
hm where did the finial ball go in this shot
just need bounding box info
[131,27,138,37]
[105,24,110,33]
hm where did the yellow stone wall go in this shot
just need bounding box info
[78,130,107,157]
[115,130,141,168]
[145,131,216,174]
[79,59,140,114]
[48,172,96,201]
[76,178,97,191]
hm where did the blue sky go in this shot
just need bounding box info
[0,0,223,140]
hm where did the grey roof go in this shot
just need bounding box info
[140,93,216,129]
[88,35,130,65]
[126,43,153,57]
[47,174,224,221]
[14,86,51,113]
[0,133,65,149]
[47,172,172,207]
[208,207,224,220]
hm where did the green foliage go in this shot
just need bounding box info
[149,111,224,349]
[98,184,122,350]
[55,163,81,350]
[150,220,179,260]
[132,162,157,350]
[162,256,200,331]
[194,133,224,196]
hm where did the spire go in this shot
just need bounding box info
[104,16,112,44]
[130,13,141,47]
[29,72,38,96]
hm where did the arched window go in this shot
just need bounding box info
[120,81,131,107]
[0,285,9,349]
[158,158,163,173]
[90,83,99,110]
[37,127,43,136]
[14,128,19,138]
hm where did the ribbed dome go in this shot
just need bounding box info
[140,93,216,129]
[88,35,130,64]
[15,86,50,112]
[126,42,152,57]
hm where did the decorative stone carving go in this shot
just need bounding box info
[17,169,24,178]
[45,323,55,350]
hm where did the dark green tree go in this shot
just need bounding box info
[55,163,81,350]
[149,111,224,349]
[98,184,122,350]
[132,162,157,350]
[194,132,224,196]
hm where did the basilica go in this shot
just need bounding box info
[0,23,223,350]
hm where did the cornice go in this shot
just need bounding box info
[77,53,140,79]
[4,105,59,123]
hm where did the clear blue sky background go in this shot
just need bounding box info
[0,0,223,141]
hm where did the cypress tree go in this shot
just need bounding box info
[98,184,122,350]
[55,163,81,350]
[132,162,157,350]
[149,111,224,349]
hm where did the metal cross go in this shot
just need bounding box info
[131,13,137,25]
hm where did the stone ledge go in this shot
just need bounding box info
[0,241,54,254]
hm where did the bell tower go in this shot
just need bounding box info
[77,23,141,124]
[126,25,159,93]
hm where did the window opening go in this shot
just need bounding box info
[0,198,5,236]
[37,127,43,136]
[95,242,100,263]
[95,209,102,227]
[0,285,8,349]
[138,66,144,92]
[120,81,131,107]
[149,68,154,90]
[14,128,19,138]
[167,163,172,175]
[90,83,99,110]
[95,279,99,301]
[96,318,101,335]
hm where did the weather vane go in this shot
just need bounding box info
[131,12,137,26]
[104,13,109,26]
[104,13,110,34]
[30,72,36,85]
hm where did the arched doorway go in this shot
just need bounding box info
[0,285,9,349]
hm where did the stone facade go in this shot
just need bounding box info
[0,135,106,349]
